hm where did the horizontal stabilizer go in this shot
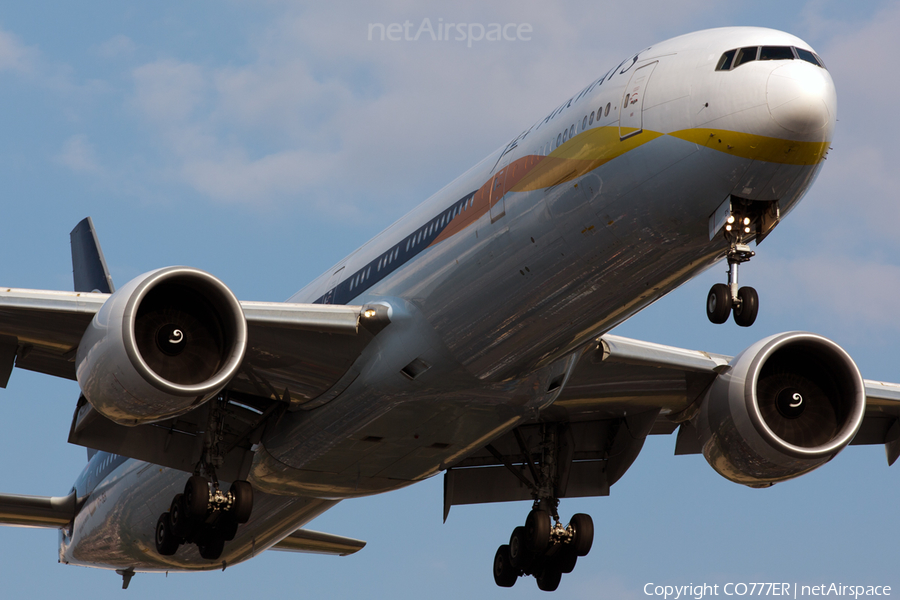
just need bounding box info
[0,491,76,528]
[269,528,366,556]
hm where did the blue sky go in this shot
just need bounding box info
[0,1,898,598]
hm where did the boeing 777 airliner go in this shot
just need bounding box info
[0,26,896,593]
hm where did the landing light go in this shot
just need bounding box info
[743,217,750,225]
[727,215,735,224]
[364,309,377,318]
[744,227,751,234]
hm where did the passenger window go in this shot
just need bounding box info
[605,102,611,117]
[557,133,562,146]
[759,46,794,61]
[569,125,575,138]
[716,49,736,71]
[582,116,587,130]
[562,129,568,143]
[734,46,758,67]
[589,111,594,125]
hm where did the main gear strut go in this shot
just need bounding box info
[490,424,595,592]
[154,395,254,560]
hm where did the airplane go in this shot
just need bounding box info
[0,25,896,593]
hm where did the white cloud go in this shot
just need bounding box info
[0,29,33,73]
[95,34,137,60]
[760,254,900,336]
[122,1,728,211]
[132,59,207,124]
[56,135,103,174]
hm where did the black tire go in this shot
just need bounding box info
[569,513,594,557]
[493,545,518,588]
[525,509,551,554]
[184,476,209,520]
[706,283,732,324]
[509,526,535,571]
[221,517,239,542]
[155,512,179,556]
[198,535,225,560]
[229,480,253,524]
[733,286,759,327]
[169,494,189,540]
[536,565,562,592]
[556,547,578,574]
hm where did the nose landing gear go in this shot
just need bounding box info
[707,201,762,327]
[706,242,758,327]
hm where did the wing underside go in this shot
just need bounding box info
[443,334,900,517]
[0,287,389,480]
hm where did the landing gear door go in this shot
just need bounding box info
[619,62,657,140]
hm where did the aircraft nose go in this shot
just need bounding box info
[766,62,835,135]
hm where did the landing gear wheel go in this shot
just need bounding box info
[509,526,535,571]
[493,545,518,588]
[733,286,759,327]
[556,547,578,574]
[536,565,563,592]
[155,513,180,556]
[221,517,239,542]
[229,480,253,524]
[706,283,732,324]
[184,475,209,520]
[569,513,594,557]
[525,509,551,554]
[198,535,225,560]
[169,494,189,539]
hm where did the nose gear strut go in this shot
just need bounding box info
[707,202,761,327]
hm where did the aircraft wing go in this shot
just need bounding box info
[442,334,900,518]
[0,287,390,481]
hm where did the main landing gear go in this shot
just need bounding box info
[155,395,254,560]
[493,501,594,592]
[155,476,253,560]
[490,424,594,591]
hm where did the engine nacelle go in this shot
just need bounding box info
[76,266,247,426]
[696,332,865,487]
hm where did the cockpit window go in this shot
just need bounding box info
[759,46,794,61]
[734,46,758,67]
[795,47,826,68]
[716,49,736,71]
[715,45,827,71]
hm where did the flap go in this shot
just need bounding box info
[269,528,366,556]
